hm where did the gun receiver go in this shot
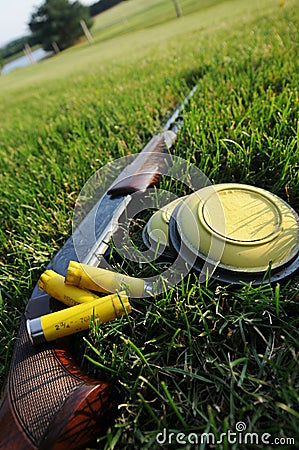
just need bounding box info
[0,86,197,449]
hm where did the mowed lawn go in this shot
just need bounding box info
[0,0,299,448]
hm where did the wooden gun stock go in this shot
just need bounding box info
[0,270,118,450]
[0,319,116,450]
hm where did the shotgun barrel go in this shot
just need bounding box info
[0,86,197,449]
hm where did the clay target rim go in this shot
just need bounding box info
[168,200,299,285]
[173,184,299,273]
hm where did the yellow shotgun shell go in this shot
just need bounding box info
[65,261,146,297]
[175,183,299,272]
[38,270,101,306]
[27,292,131,345]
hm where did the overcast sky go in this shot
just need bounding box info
[0,0,94,47]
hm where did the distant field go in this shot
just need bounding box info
[91,0,230,41]
[0,0,298,448]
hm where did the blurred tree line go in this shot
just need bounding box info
[1,0,123,60]
[90,0,123,17]
[0,35,39,61]
[29,0,93,52]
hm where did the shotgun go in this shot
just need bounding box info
[0,85,197,450]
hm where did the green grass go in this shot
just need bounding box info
[0,0,299,448]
